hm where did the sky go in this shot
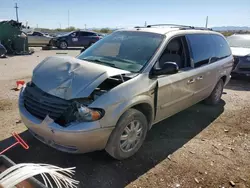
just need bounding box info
[0,0,249,29]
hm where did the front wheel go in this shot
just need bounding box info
[204,79,224,105]
[105,109,148,160]
[58,41,68,49]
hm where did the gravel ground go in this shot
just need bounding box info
[0,49,249,188]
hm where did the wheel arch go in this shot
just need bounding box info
[112,95,155,131]
[131,103,154,130]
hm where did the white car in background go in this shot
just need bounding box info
[227,34,250,77]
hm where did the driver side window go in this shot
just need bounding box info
[71,32,79,37]
[157,36,190,70]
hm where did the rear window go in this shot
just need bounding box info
[186,34,215,68]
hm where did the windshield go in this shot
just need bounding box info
[77,31,164,72]
[227,35,250,48]
[57,32,72,37]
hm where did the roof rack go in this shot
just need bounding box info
[146,24,192,28]
[135,24,212,31]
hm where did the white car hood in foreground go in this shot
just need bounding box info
[32,56,129,100]
[230,47,250,57]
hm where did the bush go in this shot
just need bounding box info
[100,28,112,33]
[221,31,234,37]
[64,26,77,32]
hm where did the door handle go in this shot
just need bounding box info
[187,78,195,84]
[197,76,203,80]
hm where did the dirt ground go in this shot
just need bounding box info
[0,48,249,188]
[127,79,250,188]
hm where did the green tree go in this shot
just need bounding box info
[221,31,233,37]
[64,26,77,32]
[100,28,112,33]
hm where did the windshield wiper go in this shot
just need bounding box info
[102,56,137,64]
[82,58,118,68]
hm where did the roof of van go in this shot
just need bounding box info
[118,25,220,35]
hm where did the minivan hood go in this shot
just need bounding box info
[230,47,250,57]
[32,56,129,100]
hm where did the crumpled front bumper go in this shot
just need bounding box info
[49,39,59,47]
[19,87,113,153]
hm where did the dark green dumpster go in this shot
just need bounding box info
[0,20,30,54]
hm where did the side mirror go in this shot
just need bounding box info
[152,62,179,75]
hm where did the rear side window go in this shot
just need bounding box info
[80,32,97,36]
[212,35,231,59]
[32,32,43,36]
[186,34,215,68]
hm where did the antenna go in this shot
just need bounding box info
[68,10,70,28]
[205,16,208,28]
[14,3,19,22]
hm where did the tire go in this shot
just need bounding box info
[204,79,224,105]
[58,41,68,49]
[105,108,148,160]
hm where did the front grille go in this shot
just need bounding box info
[239,68,250,71]
[23,83,71,121]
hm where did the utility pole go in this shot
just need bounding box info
[68,10,70,28]
[205,16,208,28]
[14,3,19,22]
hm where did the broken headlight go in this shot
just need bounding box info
[56,101,104,126]
[74,102,103,122]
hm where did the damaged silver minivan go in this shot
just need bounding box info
[19,25,233,160]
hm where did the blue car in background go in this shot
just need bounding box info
[50,30,102,49]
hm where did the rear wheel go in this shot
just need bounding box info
[204,79,224,105]
[105,109,148,160]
